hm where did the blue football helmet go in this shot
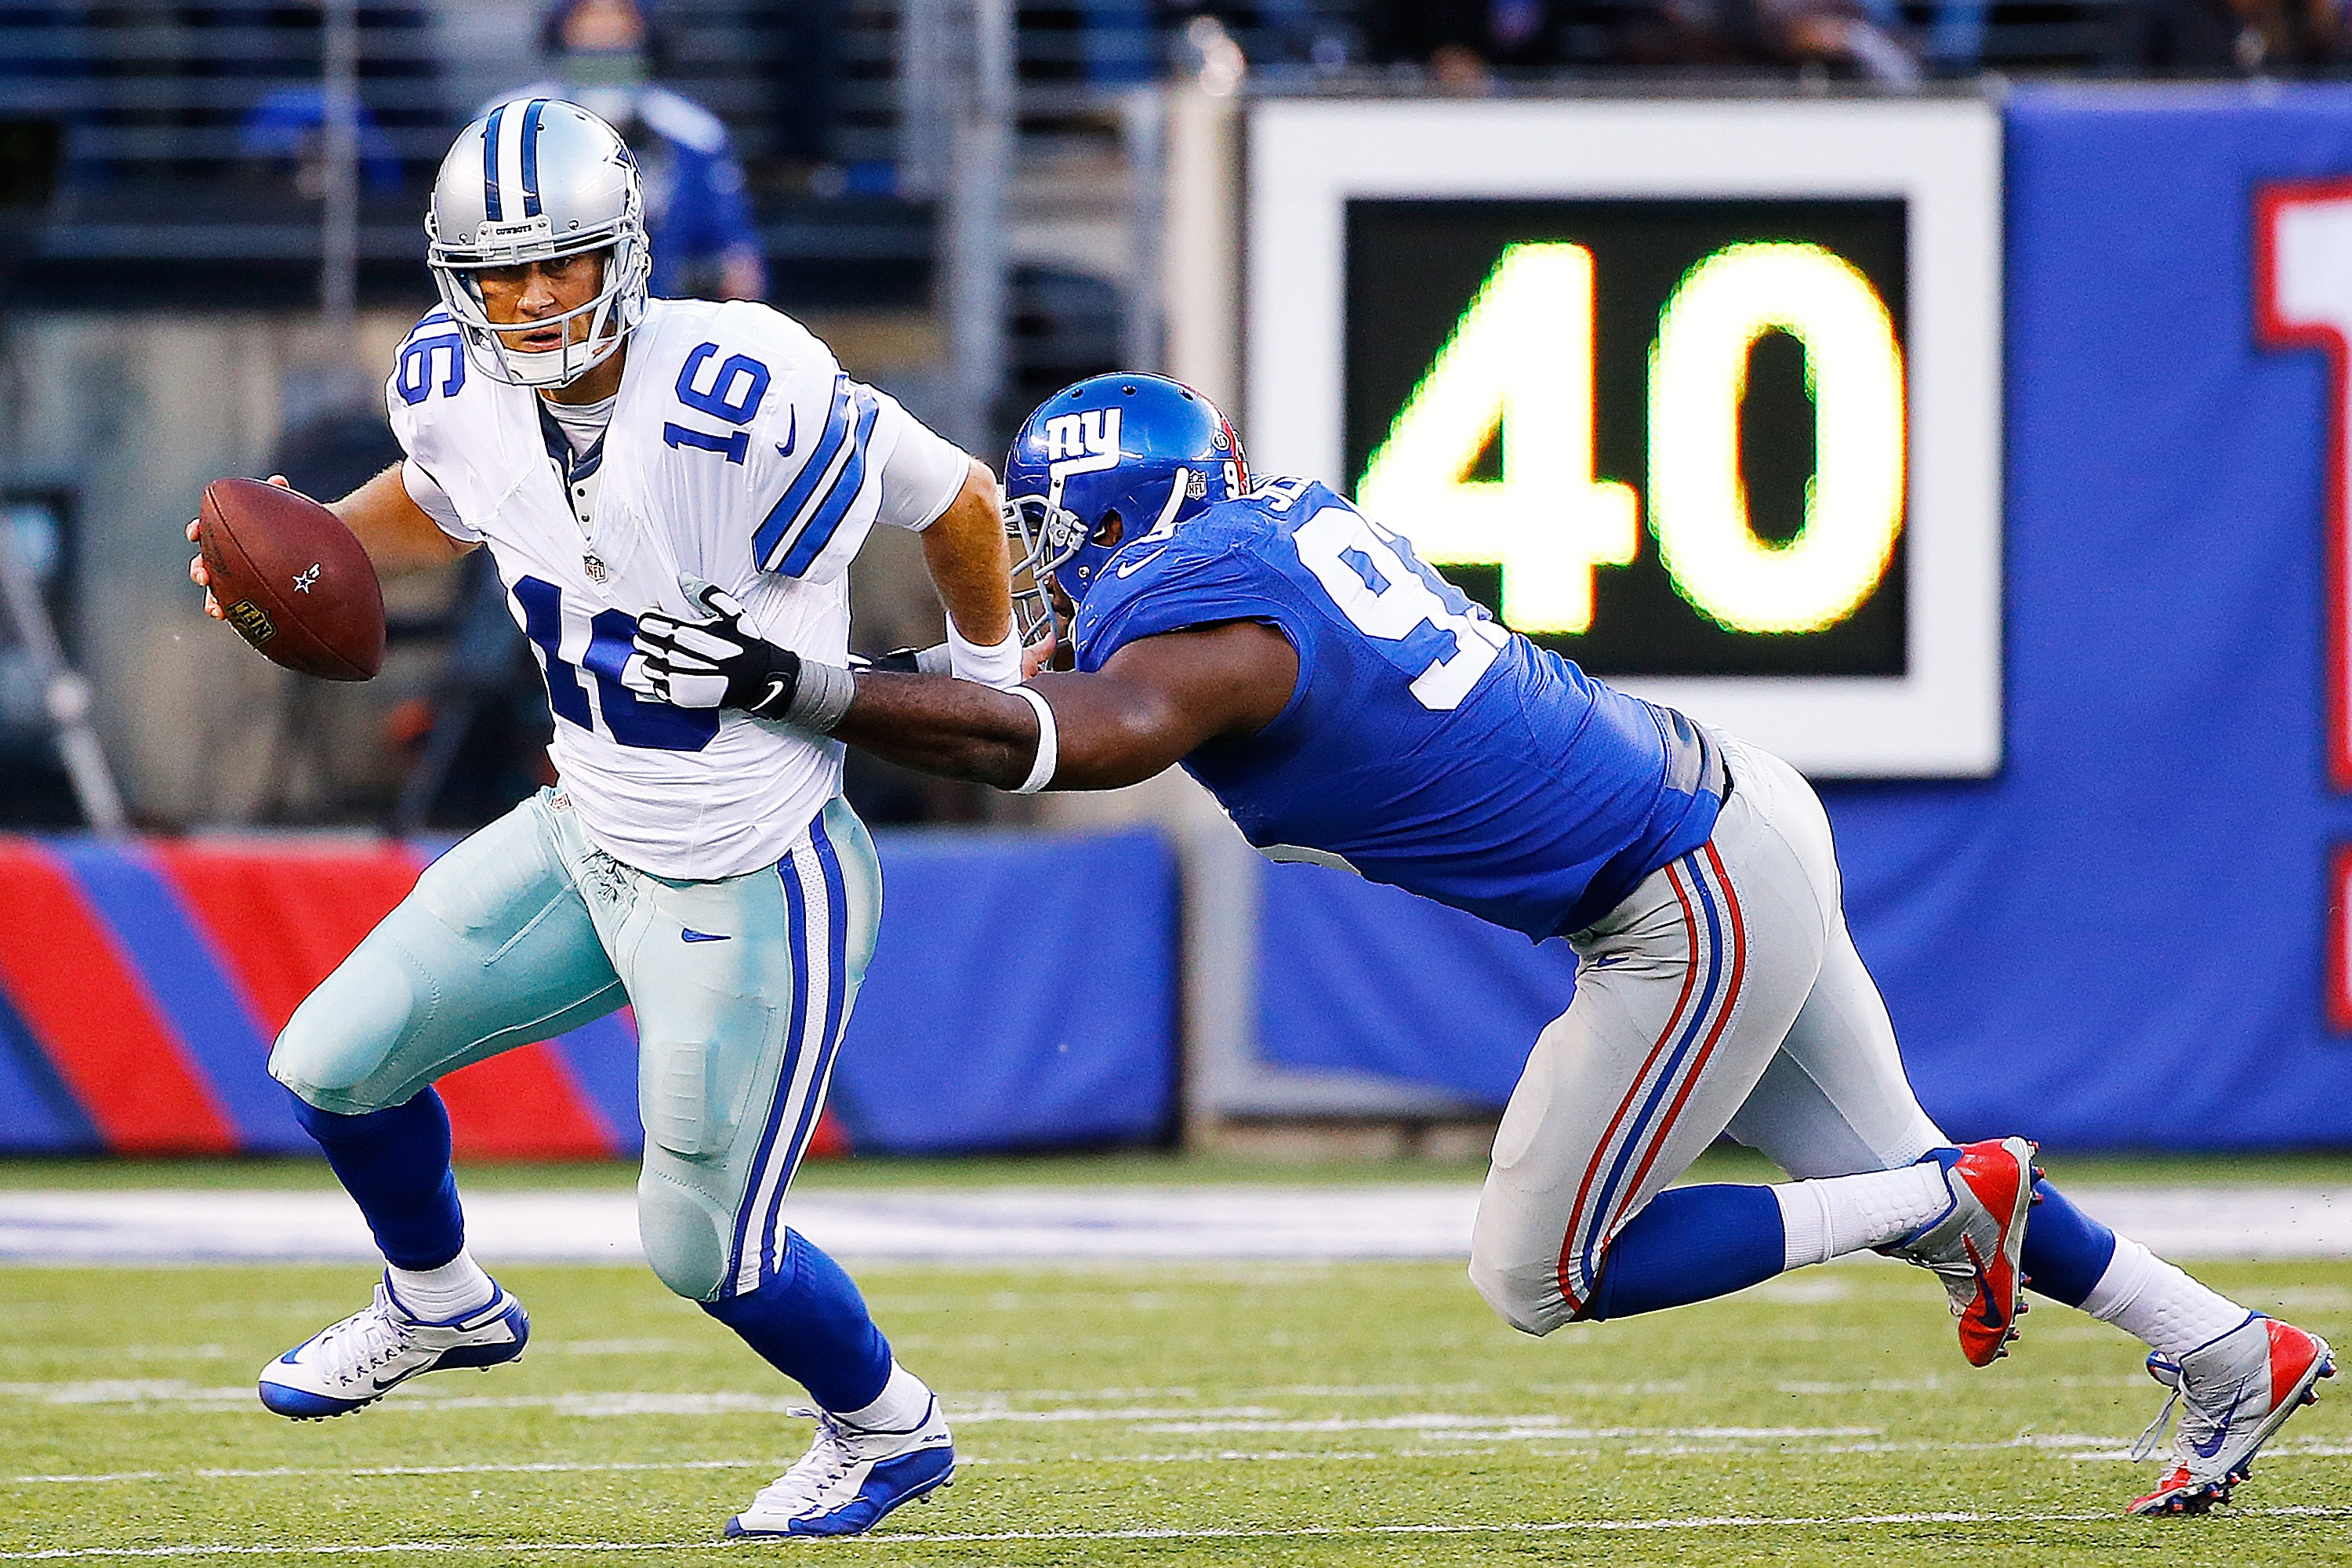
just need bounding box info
[1003,372,1247,641]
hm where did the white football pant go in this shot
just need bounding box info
[1470,735,1948,1334]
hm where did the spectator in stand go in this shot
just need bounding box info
[1368,0,1921,85]
[238,88,405,197]
[491,0,766,302]
[2135,0,2346,74]
[1365,0,1586,84]
[188,2,444,185]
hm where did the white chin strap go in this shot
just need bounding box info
[494,333,612,389]
[474,289,624,388]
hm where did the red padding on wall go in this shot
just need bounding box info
[147,841,420,1035]
[437,1051,616,1160]
[0,839,236,1152]
[808,1109,849,1160]
[150,841,615,1160]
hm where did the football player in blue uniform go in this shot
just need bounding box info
[632,373,2335,1517]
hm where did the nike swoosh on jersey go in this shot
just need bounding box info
[775,405,796,456]
[681,929,732,943]
[1116,545,1171,578]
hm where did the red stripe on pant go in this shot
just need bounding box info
[151,840,614,1160]
[1599,842,1750,1243]
[1554,858,1708,1313]
[0,838,236,1152]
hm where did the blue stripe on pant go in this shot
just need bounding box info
[760,820,853,1287]
[268,788,884,1308]
[1563,851,1743,1310]
[720,811,860,1298]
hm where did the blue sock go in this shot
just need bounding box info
[1583,1185,1788,1320]
[702,1229,894,1412]
[2019,1177,2117,1308]
[292,1089,464,1271]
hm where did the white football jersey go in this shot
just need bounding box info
[386,298,967,880]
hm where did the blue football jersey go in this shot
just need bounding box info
[1072,478,1725,941]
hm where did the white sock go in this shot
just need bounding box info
[385,1250,495,1322]
[836,1361,934,1431]
[2081,1236,2251,1358]
[1775,1163,1955,1270]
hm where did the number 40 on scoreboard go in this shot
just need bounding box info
[1356,231,1907,648]
[1246,99,2005,778]
[1341,197,1915,684]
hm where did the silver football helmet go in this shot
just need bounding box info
[425,99,652,389]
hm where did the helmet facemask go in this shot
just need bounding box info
[428,225,649,390]
[1003,492,1087,648]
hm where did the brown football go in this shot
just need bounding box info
[198,477,385,681]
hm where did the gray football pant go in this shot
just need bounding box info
[1470,735,1948,1335]
[269,788,880,1303]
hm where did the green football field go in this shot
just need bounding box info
[2,1238,2349,1566]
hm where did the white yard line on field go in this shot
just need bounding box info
[2,1185,2348,1263]
[20,1431,2352,1490]
[4,1509,2352,1558]
[5,1453,1393,1487]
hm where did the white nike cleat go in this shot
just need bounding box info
[725,1397,956,1538]
[2126,1314,2336,1516]
[1878,1136,2038,1367]
[256,1275,528,1420]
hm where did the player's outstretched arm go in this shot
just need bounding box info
[835,620,1296,792]
[187,466,473,620]
[917,459,1018,684]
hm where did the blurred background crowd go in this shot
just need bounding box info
[0,0,2333,844]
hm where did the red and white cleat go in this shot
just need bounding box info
[1880,1137,2037,1367]
[2127,1315,2335,1517]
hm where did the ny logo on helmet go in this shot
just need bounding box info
[1044,408,1122,499]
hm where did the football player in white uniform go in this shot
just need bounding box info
[187,101,1001,1538]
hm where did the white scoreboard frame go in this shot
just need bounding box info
[1245,96,2005,779]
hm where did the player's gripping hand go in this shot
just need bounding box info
[844,630,1054,678]
[187,473,293,621]
[1023,625,1060,679]
[630,580,804,719]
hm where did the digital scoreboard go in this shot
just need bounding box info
[1246,99,2002,777]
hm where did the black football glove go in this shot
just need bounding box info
[848,644,950,676]
[632,581,802,719]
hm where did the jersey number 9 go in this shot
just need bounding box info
[1292,502,1506,711]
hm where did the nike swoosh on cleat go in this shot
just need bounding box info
[681,929,731,943]
[1962,1236,2005,1330]
[2193,1415,2234,1459]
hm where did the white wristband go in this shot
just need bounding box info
[1008,684,1058,794]
[948,621,1023,691]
